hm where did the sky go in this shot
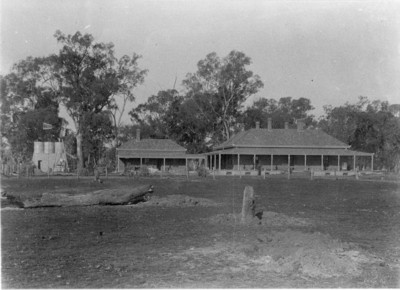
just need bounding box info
[1,0,400,127]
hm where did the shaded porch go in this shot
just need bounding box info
[205,148,374,175]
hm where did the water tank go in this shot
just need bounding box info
[55,142,63,153]
[44,142,55,154]
[34,142,44,154]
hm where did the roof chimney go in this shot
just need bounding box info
[297,119,305,132]
[267,118,272,131]
[136,128,141,141]
[284,122,289,129]
[255,121,260,129]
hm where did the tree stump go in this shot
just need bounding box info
[241,185,255,224]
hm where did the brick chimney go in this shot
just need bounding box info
[136,128,141,141]
[284,122,289,129]
[255,121,260,129]
[297,119,305,132]
[267,118,272,131]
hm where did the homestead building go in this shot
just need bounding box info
[205,118,374,176]
[116,129,205,174]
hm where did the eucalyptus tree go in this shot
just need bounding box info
[183,51,263,143]
[52,30,146,168]
[0,57,62,161]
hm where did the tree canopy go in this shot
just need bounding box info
[0,57,63,162]
[1,32,399,172]
[319,97,400,171]
[183,51,264,142]
[241,97,315,130]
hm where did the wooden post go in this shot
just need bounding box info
[238,154,241,178]
[321,155,324,171]
[372,155,374,171]
[271,154,273,171]
[219,153,221,171]
[353,155,356,171]
[304,154,307,171]
[241,186,255,224]
[47,153,50,179]
[338,155,340,171]
[287,155,291,179]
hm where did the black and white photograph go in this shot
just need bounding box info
[1,0,400,288]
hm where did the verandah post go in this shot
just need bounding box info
[271,154,273,171]
[321,155,324,171]
[371,154,374,171]
[304,154,307,171]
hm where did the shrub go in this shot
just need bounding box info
[139,166,149,177]
[197,166,208,177]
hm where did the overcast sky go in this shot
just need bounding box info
[1,0,400,125]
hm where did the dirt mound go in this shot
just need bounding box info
[208,211,312,227]
[133,194,219,207]
[256,230,365,277]
[174,230,380,279]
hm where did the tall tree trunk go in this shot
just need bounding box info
[76,132,84,169]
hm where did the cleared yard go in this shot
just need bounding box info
[1,175,400,288]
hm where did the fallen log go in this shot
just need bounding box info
[19,184,154,208]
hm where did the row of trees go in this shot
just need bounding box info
[1,31,399,171]
[1,31,147,169]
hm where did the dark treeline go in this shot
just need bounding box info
[1,31,399,172]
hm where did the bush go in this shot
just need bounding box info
[77,167,90,176]
[138,166,149,177]
[197,166,208,178]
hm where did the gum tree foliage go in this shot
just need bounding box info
[319,96,400,171]
[52,30,119,169]
[0,57,63,162]
[165,97,214,153]
[80,111,114,168]
[130,89,183,139]
[52,30,146,168]
[183,51,264,143]
[129,89,212,153]
[107,54,147,147]
[241,97,315,130]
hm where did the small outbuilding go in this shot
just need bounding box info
[116,129,205,174]
[205,118,374,175]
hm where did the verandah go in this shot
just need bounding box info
[206,153,374,172]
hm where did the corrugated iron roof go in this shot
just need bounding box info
[118,138,187,152]
[118,150,204,159]
[206,147,373,156]
[215,128,350,149]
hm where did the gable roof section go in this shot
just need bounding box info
[118,138,187,152]
[215,129,349,150]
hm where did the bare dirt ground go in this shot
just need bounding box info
[1,175,400,288]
